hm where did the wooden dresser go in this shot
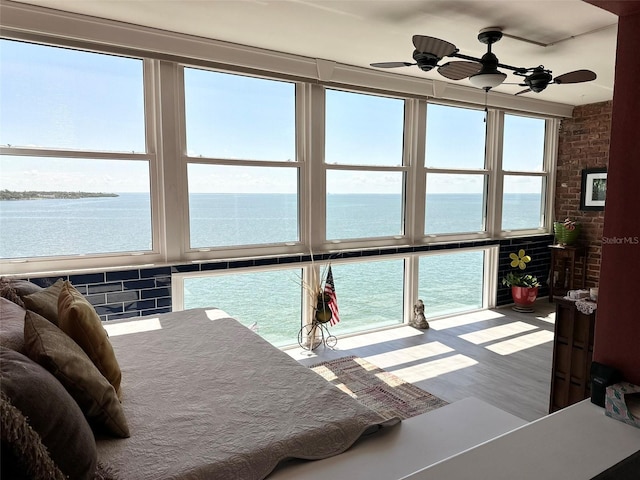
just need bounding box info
[549,297,596,413]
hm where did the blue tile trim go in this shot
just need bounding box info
[123,279,156,290]
[171,264,200,273]
[106,270,140,281]
[139,267,172,278]
[87,283,123,294]
[94,303,124,316]
[124,300,155,312]
[69,273,105,285]
[141,287,171,300]
[201,262,229,271]
[107,291,140,303]
[24,234,551,322]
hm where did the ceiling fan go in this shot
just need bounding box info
[370,27,597,94]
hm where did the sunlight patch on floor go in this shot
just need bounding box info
[389,354,478,382]
[335,326,425,349]
[429,310,506,331]
[486,330,554,355]
[364,341,454,370]
[285,326,424,360]
[458,321,537,345]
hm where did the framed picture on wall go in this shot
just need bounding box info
[580,168,607,211]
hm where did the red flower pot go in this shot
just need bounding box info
[511,286,539,307]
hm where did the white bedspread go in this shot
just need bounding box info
[96,309,397,479]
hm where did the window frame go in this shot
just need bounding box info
[493,112,559,237]
[0,26,558,333]
[0,46,163,274]
[319,87,414,252]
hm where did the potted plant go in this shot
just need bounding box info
[502,249,541,312]
[553,217,580,246]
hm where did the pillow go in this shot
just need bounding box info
[0,277,25,307]
[57,281,122,398]
[22,278,65,325]
[23,311,130,438]
[8,278,44,298]
[0,391,66,480]
[0,298,27,353]
[0,347,97,479]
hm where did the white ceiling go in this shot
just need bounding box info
[10,0,619,106]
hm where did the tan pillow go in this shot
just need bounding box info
[23,311,130,438]
[22,278,65,325]
[57,281,122,398]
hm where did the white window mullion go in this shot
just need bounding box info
[157,60,187,262]
[486,109,504,237]
[144,59,164,259]
[404,98,426,244]
[404,255,419,324]
[308,83,326,254]
[544,118,560,228]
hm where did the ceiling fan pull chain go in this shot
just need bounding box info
[484,89,488,122]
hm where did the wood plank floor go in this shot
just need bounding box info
[287,299,556,422]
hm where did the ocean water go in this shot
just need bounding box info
[0,193,540,346]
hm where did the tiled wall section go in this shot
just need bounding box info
[27,267,174,321]
[497,235,553,306]
[26,234,553,321]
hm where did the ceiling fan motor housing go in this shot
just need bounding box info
[477,28,503,45]
[412,50,440,72]
[526,69,553,92]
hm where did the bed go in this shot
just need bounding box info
[0,278,398,480]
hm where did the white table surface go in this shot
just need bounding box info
[401,400,640,480]
[268,397,527,480]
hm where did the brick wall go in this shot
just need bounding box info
[556,100,611,287]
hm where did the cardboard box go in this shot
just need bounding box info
[605,382,640,429]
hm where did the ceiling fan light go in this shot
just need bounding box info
[468,71,507,90]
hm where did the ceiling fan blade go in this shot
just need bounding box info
[515,88,532,96]
[412,35,457,57]
[370,61,416,68]
[438,61,481,80]
[553,69,597,84]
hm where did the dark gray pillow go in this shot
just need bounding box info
[0,277,25,308]
[0,297,27,353]
[9,278,44,298]
[0,390,66,480]
[0,346,98,480]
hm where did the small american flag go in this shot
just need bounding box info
[324,266,340,326]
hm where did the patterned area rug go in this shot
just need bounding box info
[310,355,447,421]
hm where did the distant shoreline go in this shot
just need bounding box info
[0,190,119,201]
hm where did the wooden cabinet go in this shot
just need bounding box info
[549,298,596,413]
[548,245,587,301]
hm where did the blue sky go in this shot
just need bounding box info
[0,39,545,195]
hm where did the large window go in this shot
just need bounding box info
[0,40,151,260]
[424,104,487,236]
[325,89,406,241]
[0,32,558,337]
[501,114,547,231]
[418,250,485,318]
[183,68,295,161]
[183,268,302,347]
[327,259,405,336]
[183,68,298,249]
[187,164,298,248]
